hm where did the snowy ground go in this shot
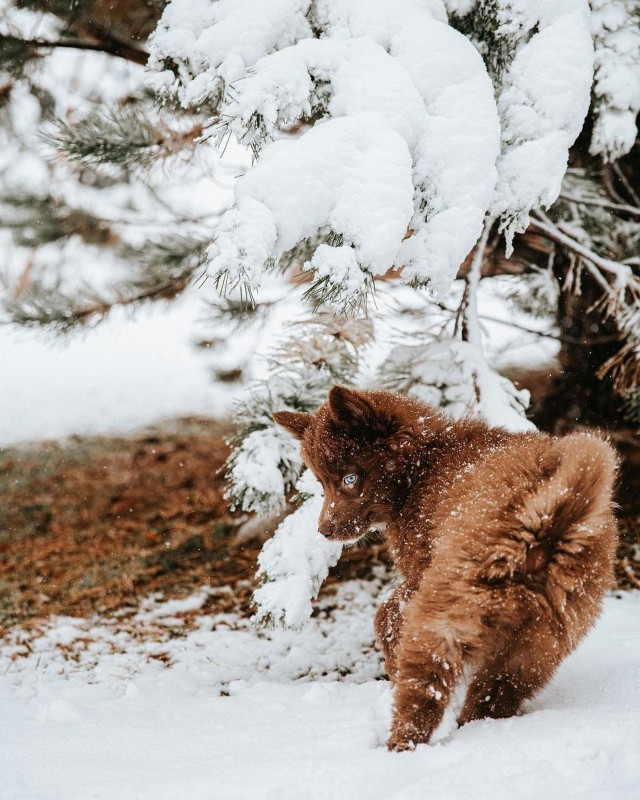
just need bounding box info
[0,296,225,446]
[1,579,639,800]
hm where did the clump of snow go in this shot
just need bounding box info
[147,0,313,107]
[313,0,448,47]
[306,244,372,313]
[227,426,303,516]
[253,472,343,628]
[205,197,277,299]
[387,18,500,294]
[589,0,640,161]
[442,0,476,15]
[208,112,415,311]
[489,0,595,250]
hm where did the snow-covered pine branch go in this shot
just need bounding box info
[148,0,501,310]
[590,0,640,161]
[224,312,373,517]
[447,0,596,254]
[230,313,372,628]
[148,0,602,309]
[378,336,533,432]
[252,470,342,628]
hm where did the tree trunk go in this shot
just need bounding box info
[535,258,623,430]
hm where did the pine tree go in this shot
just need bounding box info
[1,0,639,625]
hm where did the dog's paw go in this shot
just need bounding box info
[386,732,417,752]
[387,720,431,752]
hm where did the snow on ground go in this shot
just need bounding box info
[0,292,231,446]
[1,579,639,800]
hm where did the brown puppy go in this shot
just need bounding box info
[274,386,618,751]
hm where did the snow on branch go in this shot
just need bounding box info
[590,0,640,162]
[225,312,373,517]
[448,0,596,253]
[490,0,595,251]
[377,216,534,432]
[253,471,342,628]
[208,114,413,315]
[148,0,501,311]
[147,0,313,108]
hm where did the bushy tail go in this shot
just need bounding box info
[480,433,618,591]
[524,432,616,542]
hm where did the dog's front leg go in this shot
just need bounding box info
[374,584,414,682]
[387,608,463,751]
[388,655,457,750]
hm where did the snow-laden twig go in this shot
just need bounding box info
[253,473,343,628]
[455,215,535,433]
[460,215,494,346]
[558,194,640,219]
[530,211,634,284]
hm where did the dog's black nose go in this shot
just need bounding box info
[318,517,335,537]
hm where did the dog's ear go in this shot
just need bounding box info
[328,386,394,436]
[272,410,311,440]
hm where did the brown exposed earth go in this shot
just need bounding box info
[0,417,388,634]
[0,414,637,635]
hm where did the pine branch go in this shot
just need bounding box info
[460,216,494,346]
[46,105,208,171]
[0,193,118,248]
[0,34,149,66]
[531,210,640,397]
[3,284,121,332]
[530,212,633,285]
[558,193,640,219]
[3,235,209,332]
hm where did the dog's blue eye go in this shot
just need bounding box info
[343,474,357,486]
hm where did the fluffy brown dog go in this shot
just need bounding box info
[273,386,618,751]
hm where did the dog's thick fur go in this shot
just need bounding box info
[274,386,618,751]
